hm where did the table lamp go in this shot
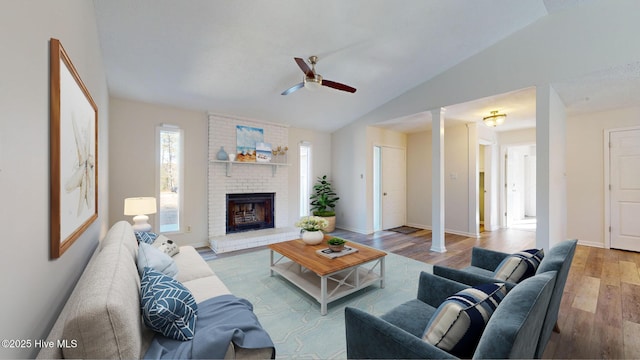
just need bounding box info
[124,197,157,232]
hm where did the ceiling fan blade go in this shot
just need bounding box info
[281,82,304,95]
[322,79,357,93]
[294,57,314,77]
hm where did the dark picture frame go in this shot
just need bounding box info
[50,38,98,259]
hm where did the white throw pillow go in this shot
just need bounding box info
[158,239,180,257]
[137,242,178,278]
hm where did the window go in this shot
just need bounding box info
[158,125,183,233]
[299,142,311,217]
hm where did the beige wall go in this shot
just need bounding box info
[406,124,478,236]
[0,1,109,358]
[109,98,209,247]
[566,106,640,248]
[407,131,432,228]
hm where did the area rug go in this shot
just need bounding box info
[207,249,433,359]
[386,225,421,234]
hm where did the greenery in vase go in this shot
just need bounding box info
[327,237,346,246]
[310,175,339,217]
[295,216,328,231]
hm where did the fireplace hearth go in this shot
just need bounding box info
[226,193,275,234]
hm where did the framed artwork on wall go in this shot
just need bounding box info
[50,38,98,259]
[235,125,263,162]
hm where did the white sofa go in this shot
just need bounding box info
[37,221,273,359]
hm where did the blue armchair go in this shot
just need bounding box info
[345,271,557,359]
[433,239,578,358]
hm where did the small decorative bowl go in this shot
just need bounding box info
[328,244,345,252]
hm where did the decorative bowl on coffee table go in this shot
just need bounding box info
[327,237,347,252]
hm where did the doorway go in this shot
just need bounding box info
[504,144,537,230]
[373,145,407,231]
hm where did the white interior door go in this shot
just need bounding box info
[381,146,406,230]
[610,128,640,252]
[505,148,523,226]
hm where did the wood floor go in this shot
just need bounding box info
[329,227,640,359]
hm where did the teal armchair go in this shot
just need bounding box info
[433,239,578,358]
[345,271,557,359]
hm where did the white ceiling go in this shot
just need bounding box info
[94,0,638,133]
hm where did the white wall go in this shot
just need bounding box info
[566,106,640,248]
[536,85,567,249]
[0,2,109,358]
[331,122,368,232]
[109,98,209,247]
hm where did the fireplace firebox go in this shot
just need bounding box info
[226,193,275,234]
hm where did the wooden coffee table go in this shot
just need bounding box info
[269,238,387,315]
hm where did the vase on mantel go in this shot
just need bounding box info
[216,146,228,161]
[301,230,324,245]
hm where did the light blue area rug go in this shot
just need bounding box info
[208,249,433,359]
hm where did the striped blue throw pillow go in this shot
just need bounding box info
[493,248,544,283]
[423,283,506,357]
[140,267,198,341]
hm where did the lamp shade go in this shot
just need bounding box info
[124,197,157,216]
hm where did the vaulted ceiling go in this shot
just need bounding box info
[94,0,636,133]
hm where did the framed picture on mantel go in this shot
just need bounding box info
[50,38,98,259]
[236,125,263,162]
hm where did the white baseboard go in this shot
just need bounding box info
[576,240,605,249]
[335,225,371,235]
[405,223,478,238]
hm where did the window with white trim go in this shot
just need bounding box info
[158,125,183,233]
[299,142,311,217]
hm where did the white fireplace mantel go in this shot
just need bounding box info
[210,160,290,177]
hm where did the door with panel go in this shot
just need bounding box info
[610,128,640,252]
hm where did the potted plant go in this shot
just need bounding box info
[295,216,328,245]
[327,237,347,252]
[310,175,339,232]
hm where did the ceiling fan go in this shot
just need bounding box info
[281,56,357,95]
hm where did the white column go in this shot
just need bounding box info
[467,123,479,236]
[431,108,446,253]
[536,85,567,250]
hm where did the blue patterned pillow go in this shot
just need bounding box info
[135,231,158,245]
[493,248,544,283]
[423,283,506,357]
[140,267,198,341]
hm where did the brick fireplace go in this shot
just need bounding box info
[208,114,298,253]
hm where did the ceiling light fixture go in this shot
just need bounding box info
[303,74,323,91]
[483,110,507,127]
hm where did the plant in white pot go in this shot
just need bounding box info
[310,175,339,232]
[295,216,328,245]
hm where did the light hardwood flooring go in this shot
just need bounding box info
[331,227,640,359]
[207,227,640,358]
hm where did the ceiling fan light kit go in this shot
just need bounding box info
[483,110,507,127]
[281,55,356,95]
[303,74,323,90]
